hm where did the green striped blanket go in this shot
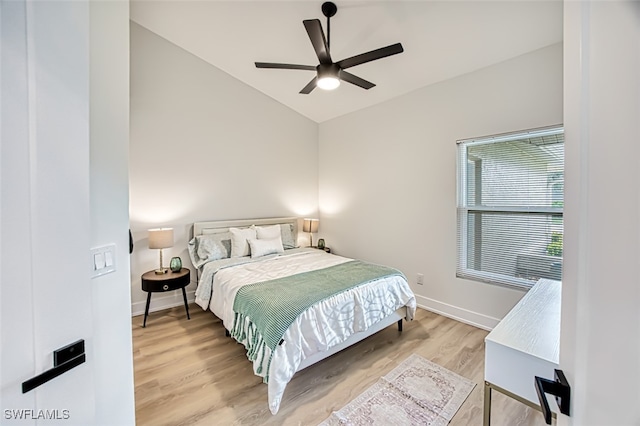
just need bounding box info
[231,260,405,381]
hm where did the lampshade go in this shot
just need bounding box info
[302,219,319,233]
[148,228,174,249]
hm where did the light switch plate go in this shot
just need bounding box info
[90,244,116,278]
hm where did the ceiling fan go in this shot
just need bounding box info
[255,1,404,94]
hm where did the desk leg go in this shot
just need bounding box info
[181,287,190,320]
[143,292,152,328]
[483,381,492,426]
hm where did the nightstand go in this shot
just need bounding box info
[141,268,190,327]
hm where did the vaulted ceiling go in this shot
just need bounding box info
[130,0,563,123]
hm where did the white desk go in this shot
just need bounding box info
[484,279,561,425]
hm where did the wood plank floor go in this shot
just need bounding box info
[133,305,551,426]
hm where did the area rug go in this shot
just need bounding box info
[319,354,476,426]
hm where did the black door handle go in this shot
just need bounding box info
[534,369,571,424]
[22,340,85,393]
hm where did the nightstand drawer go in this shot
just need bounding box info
[142,279,184,292]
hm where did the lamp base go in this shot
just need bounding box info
[154,268,169,275]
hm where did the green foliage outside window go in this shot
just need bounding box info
[546,232,563,257]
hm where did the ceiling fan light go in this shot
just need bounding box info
[317,76,341,90]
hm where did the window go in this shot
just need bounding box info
[456,126,564,288]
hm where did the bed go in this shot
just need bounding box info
[189,217,416,414]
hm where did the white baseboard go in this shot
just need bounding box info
[131,289,196,317]
[415,295,501,331]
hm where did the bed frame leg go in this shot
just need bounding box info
[225,329,230,337]
[397,319,403,332]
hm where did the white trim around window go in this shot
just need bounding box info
[456,125,564,289]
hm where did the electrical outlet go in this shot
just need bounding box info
[416,273,424,285]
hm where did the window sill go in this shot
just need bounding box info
[456,270,534,291]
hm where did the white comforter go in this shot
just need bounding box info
[195,248,416,414]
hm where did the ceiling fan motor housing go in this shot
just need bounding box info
[316,63,341,90]
[317,63,341,79]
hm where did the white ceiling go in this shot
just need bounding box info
[130,1,563,123]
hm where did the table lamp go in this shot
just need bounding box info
[148,228,174,274]
[302,219,319,247]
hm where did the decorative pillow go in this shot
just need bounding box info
[196,233,231,261]
[229,226,257,258]
[256,224,281,240]
[187,237,202,268]
[248,236,284,258]
[187,232,231,268]
[280,223,296,249]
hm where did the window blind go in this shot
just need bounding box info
[456,126,564,288]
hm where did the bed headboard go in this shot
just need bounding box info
[193,217,299,240]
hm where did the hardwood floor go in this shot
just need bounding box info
[133,305,551,426]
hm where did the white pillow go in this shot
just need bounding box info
[248,237,284,258]
[256,224,281,240]
[229,226,257,258]
[256,223,296,249]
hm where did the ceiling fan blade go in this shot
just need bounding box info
[340,71,376,90]
[303,19,332,65]
[336,43,404,69]
[255,62,316,71]
[299,76,318,94]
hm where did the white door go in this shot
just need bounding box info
[1,1,96,424]
[561,1,640,425]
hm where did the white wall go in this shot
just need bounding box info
[90,2,136,424]
[561,1,640,424]
[319,43,563,328]
[129,23,319,314]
